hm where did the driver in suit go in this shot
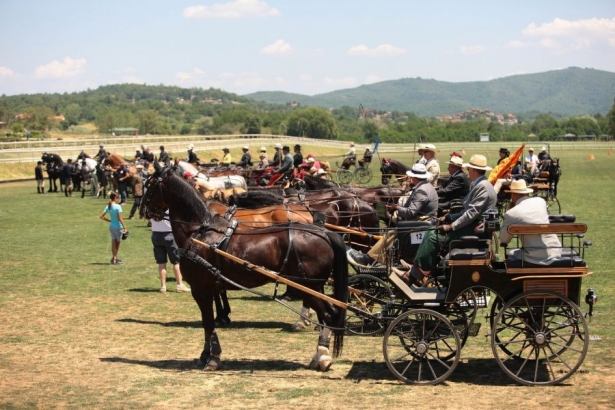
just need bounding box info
[436,155,469,213]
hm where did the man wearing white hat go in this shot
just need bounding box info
[538,146,551,163]
[396,154,497,285]
[500,179,561,264]
[415,143,427,164]
[238,146,252,168]
[436,155,469,211]
[186,144,199,165]
[272,143,283,167]
[348,163,438,267]
[422,143,440,187]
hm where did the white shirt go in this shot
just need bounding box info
[151,211,172,232]
[525,154,538,165]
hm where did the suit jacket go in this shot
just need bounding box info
[450,175,497,231]
[499,196,561,264]
[159,151,170,166]
[437,170,469,203]
[397,180,438,220]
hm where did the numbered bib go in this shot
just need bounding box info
[410,231,426,244]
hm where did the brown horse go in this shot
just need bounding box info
[141,164,348,372]
[380,158,411,185]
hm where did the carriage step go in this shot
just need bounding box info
[467,322,481,337]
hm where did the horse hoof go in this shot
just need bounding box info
[201,356,221,371]
[291,321,307,332]
[214,317,231,327]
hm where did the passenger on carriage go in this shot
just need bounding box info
[436,155,469,212]
[347,163,438,268]
[238,146,252,168]
[293,144,303,168]
[422,144,440,187]
[186,144,200,165]
[141,146,154,163]
[221,148,232,166]
[159,145,171,167]
[525,148,539,167]
[497,148,510,165]
[316,168,328,179]
[494,159,527,196]
[341,142,356,169]
[95,144,106,164]
[271,146,294,181]
[395,154,497,286]
[415,144,426,164]
[538,146,550,161]
[358,148,372,167]
[255,149,269,170]
[272,143,283,167]
[499,179,561,265]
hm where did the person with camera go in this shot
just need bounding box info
[499,179,561,264]
[396,154,497,285]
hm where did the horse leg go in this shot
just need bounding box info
[308,326,333,372]
[194,291,222,371]
[214,289,232,327]
[291,303,314,332]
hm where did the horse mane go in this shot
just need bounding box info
[303,174,338,190]
[165,169,217,226]
[229,190,285,208]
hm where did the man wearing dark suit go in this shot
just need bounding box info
[348,163,438,267]
[399,154,497,284]
[436,155,469,211]
[158,145,171,167]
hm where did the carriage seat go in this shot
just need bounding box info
[389,268,446,302]
[396,220,436,261]
[548,214,575,223]
[448,236,490,260]
[506,255,586,268]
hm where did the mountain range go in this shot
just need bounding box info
[245,67,615,117]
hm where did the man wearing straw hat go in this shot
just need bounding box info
[238,146,252,168]
[395,154,497,285]
[422,143,440,187]
[499,179,561,265]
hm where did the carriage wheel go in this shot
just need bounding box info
[545,196,561,214]
[337,169,353,185]
[346,274,393,336]
[383,309,461,385]
[354,167,373,184]
[491,290,589,386]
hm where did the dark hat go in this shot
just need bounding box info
[160,145,164,150]
[499,147,509,153]
[294,144,301,149]
[37,161,42,165]
[222,147,229,152]
[282,145,290,151]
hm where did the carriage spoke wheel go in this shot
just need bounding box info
[354,167,373,184]
[383,309,461,385]
[346,274,393,336]
[337,169,353,185]
[491,290,589,386]
[545,195,561,214]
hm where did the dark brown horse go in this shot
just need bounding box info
[141,164,348,372]
[380,158,411,185]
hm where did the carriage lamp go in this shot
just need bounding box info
[482,209,500,234]
[585,288,598,319]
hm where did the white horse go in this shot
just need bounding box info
[178,161,247,190]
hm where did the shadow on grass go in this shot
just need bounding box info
[117,317,291,329]
[100,357,306,372]
[345,358,518,386]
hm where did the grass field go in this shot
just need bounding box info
[0,145,614,409]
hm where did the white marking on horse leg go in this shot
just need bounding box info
[291,306,313,332]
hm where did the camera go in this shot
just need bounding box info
[585,288,597,306]
[482,209,500,235]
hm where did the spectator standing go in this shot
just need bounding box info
[99,192,127,265]
[35,161,45,194]
[114,163,129,205]
[128,165,144,219]
[151,211,190,293]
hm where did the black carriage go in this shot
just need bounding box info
[343,212,593,385]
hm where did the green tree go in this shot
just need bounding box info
[243,115,262,134]
[287,107,338,139]
[361,120,379,142]
[607,98,615,137]
[23,106,54,131]
[137,110,159,134]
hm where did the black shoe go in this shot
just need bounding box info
[347,249,376,267]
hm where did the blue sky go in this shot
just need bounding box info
[1,0,614,96]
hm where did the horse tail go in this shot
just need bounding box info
[326,231,348,358]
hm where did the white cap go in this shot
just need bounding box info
[275,143,282,149]
[187,144,194,150]
[242,145,249,150]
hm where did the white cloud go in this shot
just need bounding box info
[459,45,486,55]
[347,44,406,57]
[523,17,615,49]
[34,57,86,79]
[506,40,525,49]
[114,67,135,74]
[122,76,144,84]
[183,0,280,19]
[260,39,292,55]
[176,67,207,82]
[324,76,358,88]
[365,74,381,84]
[298,74,313,83]
[0,66,14,77]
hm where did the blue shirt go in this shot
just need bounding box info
[104,203,123,229]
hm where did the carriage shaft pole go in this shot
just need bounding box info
[190,238,348,309]
[323,223,383,240]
